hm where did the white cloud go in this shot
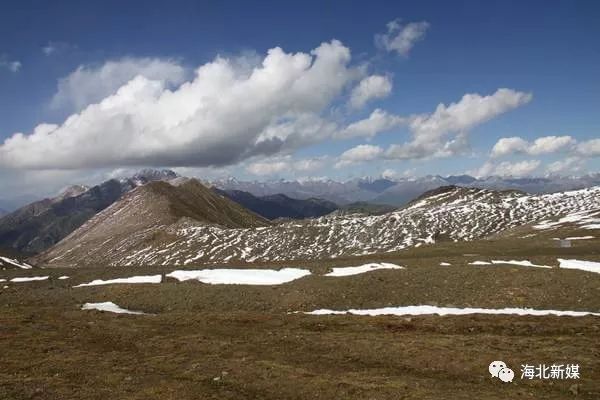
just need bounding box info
[386,88,532,160]
[490,137,528,158]
[474,160,541,178]
[375,19,430,56]
[335,144,383,168]
[381,168,415,180]
[0,167,127,202]
[337,108,405,139]
[409,89,532,143]
[253,114,339,154]
[50,57,189,111]
[491,135,575,158]
[245,155,328,176]
[576,138,600,157]
[349,75,392,108]
[246,160,290,176]
[42,41,73,56]
[42,44,56,56]
[293,156,328,172]
[546,157,584,175]
[530,136,576,154]
[0,57,21,72]
[2,41,361,170]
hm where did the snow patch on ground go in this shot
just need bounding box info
[553,236,594,241]
[58,276,69,280]
[558,259,600,274]
[166,268,311,285]
[306,305,600,317]
[10,276,49,282]
[81,302,147,315]
[469,261,491,265]
[325,263,403,277]
[74,275,162,287]
[534,209,600,230]
[0,256,32,269]
[490,260,552,269]
[439,262,451,266]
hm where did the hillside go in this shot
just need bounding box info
[334,201,397,216]
[215,189,338,220]
[38,185,600,267]
[37,179,269,267]
[0,170,177,254]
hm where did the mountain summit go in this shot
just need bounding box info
[130,169,179,184]
[37,179,268,267]
[0,169,179,254]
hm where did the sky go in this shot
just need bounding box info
[0,0,599,201]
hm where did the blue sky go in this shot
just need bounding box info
[0,0,599,198]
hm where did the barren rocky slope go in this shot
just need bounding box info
[37,179,268,266]
[0,170,178,254]
[38,184,600,267]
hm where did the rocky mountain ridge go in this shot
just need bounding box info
[0,170,179,254]
[37,184,600,267]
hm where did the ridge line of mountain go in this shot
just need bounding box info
[3,168,600,258]
[35,184,600,267]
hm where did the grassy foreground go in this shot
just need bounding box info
[1,227,599,399]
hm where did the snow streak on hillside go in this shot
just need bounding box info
[42,186,600,267]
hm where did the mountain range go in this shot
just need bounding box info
[36,181,600,267]
[212,174,600,206]
[0,170,390,255]
[214,189,338,220]
[0,170,179,254]
[3,169,600,261]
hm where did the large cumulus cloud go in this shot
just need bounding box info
[1,41,360,170]
[385,88,533,160]
[50,57,188,111]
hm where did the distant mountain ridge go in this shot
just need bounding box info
[212,174,600,206]
[214,189,338,220]
[211,177,377,205]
